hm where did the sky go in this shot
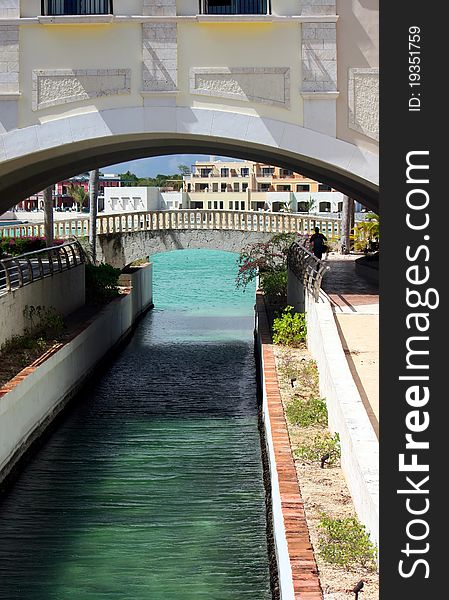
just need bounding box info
[103,154,244,177]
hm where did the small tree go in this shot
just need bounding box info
[236,233,296,290]
[178,164,191,176]
[67,184,89,211]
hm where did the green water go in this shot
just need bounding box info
[0,249,271,599]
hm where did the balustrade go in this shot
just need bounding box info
[1,210,340,241]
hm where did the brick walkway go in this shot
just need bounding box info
[257,294,323,600]
[321,255,379,437]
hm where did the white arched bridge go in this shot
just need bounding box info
[0,209,341,268]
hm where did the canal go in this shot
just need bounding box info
[0,249,272,599]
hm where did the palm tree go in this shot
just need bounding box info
[67,183,89,212]
[355,212,379,251]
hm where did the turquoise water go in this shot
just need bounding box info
[0,249,271,599]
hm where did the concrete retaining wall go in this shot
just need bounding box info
[0,264,85,349]
[306,294,379,547]
[0,263,153,485]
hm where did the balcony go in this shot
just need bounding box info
[43,1,113,15]
[200,0,269,15]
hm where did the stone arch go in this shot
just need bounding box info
[97,229,274,269]
[0,107,378,214]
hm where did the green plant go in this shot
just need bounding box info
[272,306,307,346]
[286,396,328,427]
[85,263,121,303]
[354,213,380,253]
[236,233,296,290]
[317,514,377,570]
[22,305,64,338]
[295,432,341,466]
[259,268,287,300]
[67,183,89,211]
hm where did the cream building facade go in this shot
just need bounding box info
[0,1,379,215]
[184,158,346,212]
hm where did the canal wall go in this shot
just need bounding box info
[0,264,85,349]
[306,293,379,548]
[0,263,153,487]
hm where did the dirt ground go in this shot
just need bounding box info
[273,344,379,600]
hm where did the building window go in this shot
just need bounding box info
[242,182,248,192]
[241,168,249,177]
[212,183,218,192]
[45,1,113,15]
[296,184,310,192]
[318,183,332,192]
[280,169,293,177]
[208,201,212,209]
[219,201,224,209]
[233,182,239,192]
[200,168,212,177]
[229,201,233,209]
[240,201,245,210]
[202,0,269,15]
[221,168,229,177]
[221,183,227,192]
[261,167,274,176]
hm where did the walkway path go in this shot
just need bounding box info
[321,254,379,438]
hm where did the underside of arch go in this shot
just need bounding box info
[0,108,379,214]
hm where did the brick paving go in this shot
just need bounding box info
[257,293,323,600]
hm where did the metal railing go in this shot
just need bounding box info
[0,210,341,239]
[0,240,85,295]
[43,0,113,15]
[287,241,330,301]
[201,0,269,14]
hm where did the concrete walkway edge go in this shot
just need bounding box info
[306,293,379,548]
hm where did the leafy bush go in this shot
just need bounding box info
[295,432,341,466]
[236,233,296,290]
[286,396,328,427]
[259,268,287,300]
[317,515,377,570]
[22,305,64,338]
[0,237,63,257]
[272,306,307,346]
[85,263,121,303]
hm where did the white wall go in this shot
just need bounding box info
[0,264,85,348]
[0,263,152,483]
[306,293,379,547]
[292,191,345,212]
[104,187,161,213]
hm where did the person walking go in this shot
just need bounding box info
[309,227,327,259]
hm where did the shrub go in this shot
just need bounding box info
[272,306,307,346]
[22,305,64,338]
[317,515,377,570]
[0,237,63,257]
[85,263,121,303]
[279,355,319,393]
[295,432,341,466]
[286,396,328,427]
[260,268,287,300]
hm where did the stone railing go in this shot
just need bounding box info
[0,210,341,240]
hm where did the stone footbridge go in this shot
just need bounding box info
[1,210,341,269]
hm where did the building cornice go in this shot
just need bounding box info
[0,14,338,26]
